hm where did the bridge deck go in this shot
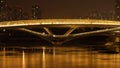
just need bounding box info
[0,19,120,28]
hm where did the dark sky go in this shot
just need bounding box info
[7,0,115,18]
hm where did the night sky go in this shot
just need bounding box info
[7,0,115,18]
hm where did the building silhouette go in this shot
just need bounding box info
[115,0,120,20]
[0,0,8,21]
[0,0,42,21]
[31,0,41,19]
[32,5,41,19]
[85,10,115,20]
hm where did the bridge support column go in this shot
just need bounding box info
[43,27,53,35]
[64,27,76,36]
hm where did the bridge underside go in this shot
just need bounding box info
[0,26,120,45]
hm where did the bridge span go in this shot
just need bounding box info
[0,19,120,28]
[0,19,120,52]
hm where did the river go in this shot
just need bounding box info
[0,46,119,68]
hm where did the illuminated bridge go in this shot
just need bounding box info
[0,19,120,52]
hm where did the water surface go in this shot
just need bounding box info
[0,46,120,68]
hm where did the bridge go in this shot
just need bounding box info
[0,19,120,52]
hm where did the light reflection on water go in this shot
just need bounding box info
[0,46,120,68]
[22,50,25,68]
